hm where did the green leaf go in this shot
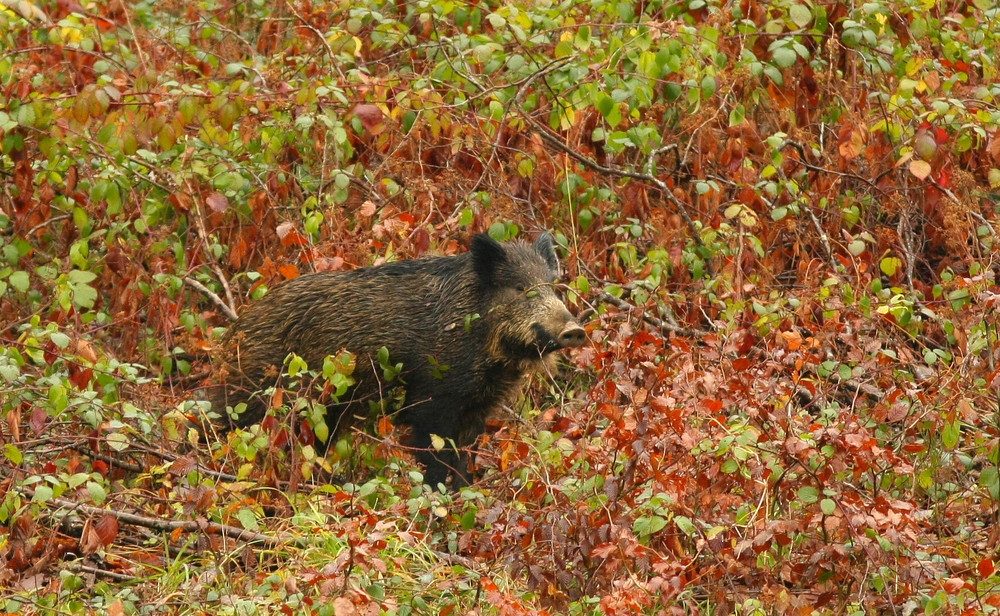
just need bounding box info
[771,46,797,68]
[789,4,813,27]
[3,444,22,465]
[312,416,329,443]
[71,282,98,309]
[820,498,836,515]
[596,95,614,118]
[674,515,697,536]
[49,332,70,348]
[981,466,999,500]
[49,383,68,413]
[574,25,591,51]
[728,104,745,126]
[106,432,129,451]
[798,486,819,504]
[700,75,717,97]
[236,508,259,531]
[68,270,97,284]
[633,515,667,538]
[33,485,54,502]
[941,419,960,450]
[14,104,36,127]
[430,434,445,450]
[87,481,107,505]
[8,270,29,292]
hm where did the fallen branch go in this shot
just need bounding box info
[26,489,302,548]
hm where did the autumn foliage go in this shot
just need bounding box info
[1,0,999,614]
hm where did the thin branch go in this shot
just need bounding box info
[450,59,709,271]
[598,291,710,338]
[183,277,238,322]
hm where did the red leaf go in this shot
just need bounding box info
[978,558,995,578]
[352,104,385,135]
[701,398,723,413]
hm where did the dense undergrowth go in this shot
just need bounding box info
[2,0,1000,614]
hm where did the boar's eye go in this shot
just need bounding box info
[515,283,526,292]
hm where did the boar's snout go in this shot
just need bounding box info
[557,322,587,349]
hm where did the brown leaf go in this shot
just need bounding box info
[278,264,301,280]
[29,406,47,434]
[779,330,803,351]
[206,191,229,213]
[107,599,126,616]
[80,519,103,555]
[6,408,20,442]
[73,338,98,363]
[358,200,377,219]
[169,456,197,476]
[95,514,119,546]
[942,577,966,594]
[333,597,358,616]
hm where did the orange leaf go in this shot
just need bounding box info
[838,126,865,160]
[779,330,803,351]
[278,264,300,280]
[942,577,965,594]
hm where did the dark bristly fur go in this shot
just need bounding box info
[209,234,586,488]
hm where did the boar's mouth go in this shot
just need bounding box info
[530,322,587,355]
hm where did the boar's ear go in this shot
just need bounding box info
[471,233,506,285]
[533,233,559,271]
